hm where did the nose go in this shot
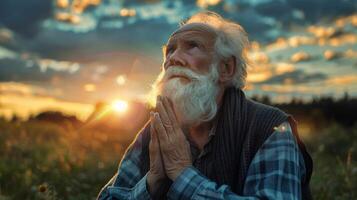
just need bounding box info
[164,49,187,70]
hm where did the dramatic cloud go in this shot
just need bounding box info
[256,70,327,85]
[0,0,356,119]
[0,57,81,82]
[0,82,93,120]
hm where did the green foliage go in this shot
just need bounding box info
[306,123,357,200]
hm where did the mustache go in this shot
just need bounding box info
[162,67,200,83]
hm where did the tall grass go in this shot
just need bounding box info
[306,123,357,199]
[0,118,129,200]
[0,118,356,199]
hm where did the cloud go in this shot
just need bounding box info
[0,59,50,82]
[255,1,293,20]
[227,9,280,41]
[44,13,98,33]
[0,82,93,120]
[0,0,53,37]
[325,75,357,86]
[0,27,15,45]
[259,84,320,94]
[256,70,327,85]
[45,0,192,34]
[0,56,81,82]
[287,0,356,23]
[0,82,46,96]
[0,46,17,59]
[37,59,81,74]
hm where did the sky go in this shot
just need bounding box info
[0,0,356,120]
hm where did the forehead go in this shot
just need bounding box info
[167,23,217,46]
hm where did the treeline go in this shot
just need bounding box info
[4,93,357,130]
[252,93,357,129]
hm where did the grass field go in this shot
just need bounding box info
[0,117,356,199]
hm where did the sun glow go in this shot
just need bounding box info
[112,100,128,113]
[116,75,126,86]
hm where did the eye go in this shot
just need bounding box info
[165,45,175,55]
[187,41,199,48]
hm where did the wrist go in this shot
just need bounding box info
[171,165,191,181]
[147,171,165,183]
[147,172,165,195]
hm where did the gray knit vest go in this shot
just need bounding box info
[139,88,313,199]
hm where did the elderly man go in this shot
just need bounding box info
[97,12,312,200]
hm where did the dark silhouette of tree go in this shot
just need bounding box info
[32,111,82,127]
[10,114,19,122]
[250,93,357,128]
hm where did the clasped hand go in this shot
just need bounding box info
[147,96,192,193]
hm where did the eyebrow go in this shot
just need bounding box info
[165,37,177,48]
[164,37,208,51]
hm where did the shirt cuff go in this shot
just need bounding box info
[107,174,151,200]
[132,173,152,199]
[167,166,207,200]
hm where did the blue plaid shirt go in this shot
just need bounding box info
[97,121,306,200]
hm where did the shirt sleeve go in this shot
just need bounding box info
[97,128,152,200]
[167,121,306,200]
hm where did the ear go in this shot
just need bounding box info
[218,56,236,84]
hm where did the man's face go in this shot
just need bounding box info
[149,23,221,127]
[163,23,217,77]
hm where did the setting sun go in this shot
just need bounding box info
[112,100,128,113]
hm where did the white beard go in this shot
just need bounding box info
[149,62,220,127]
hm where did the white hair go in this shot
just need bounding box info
[181,11,250,89]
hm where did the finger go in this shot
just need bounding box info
[153,112,170,144]
[156,96,174,135]
[157,96,171,125]
[150,115,156,146]
[150,114,167,172]
[162,97,180,130]
[149,112,156,148]
[151,113,164,158]
[151,117,163,149]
